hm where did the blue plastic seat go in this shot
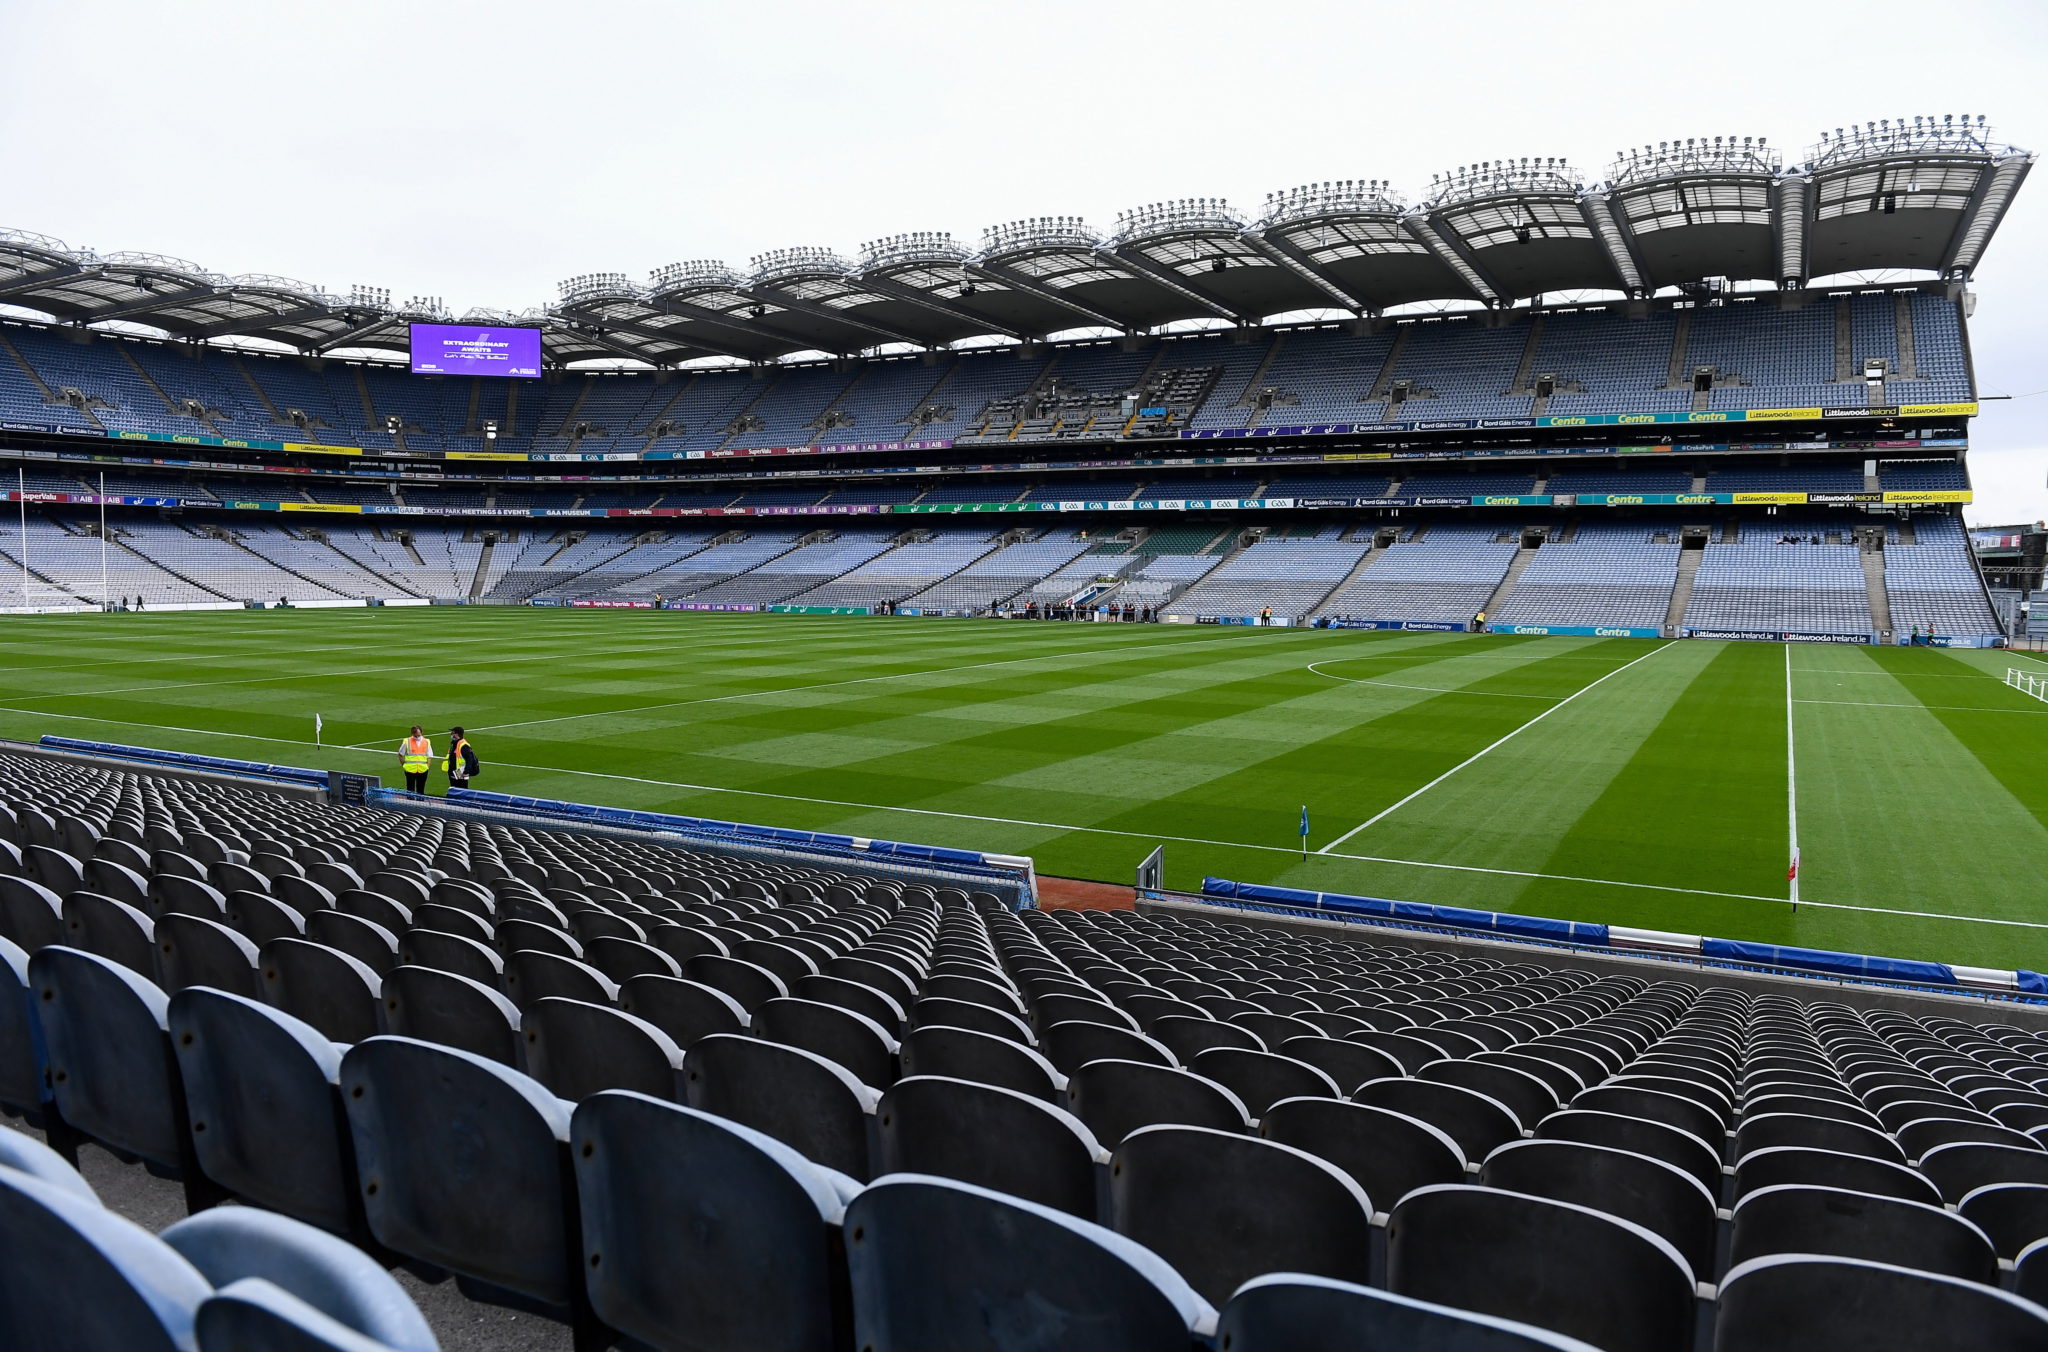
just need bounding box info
[1219,1272,1601,1350]
[572,1090,852,1351]
[846,1174,1215,1352]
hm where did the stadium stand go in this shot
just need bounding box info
[8,746,2048,1352]
[1169,538,1368,620]
[1315,523,1520,625]
[1684,524,1875,635]
[1491,526,1683,630]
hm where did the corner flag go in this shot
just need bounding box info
[1787,849,1799,881]
[1299,805,1310,859]
[314,713,323,747]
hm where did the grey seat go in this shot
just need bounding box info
[1735,1110,1906,1164]
[1543,1091,1713,1159]
[1961,1182,2048,1261]
[1189,1047,1339,1120]
[1574,1084,1721,1148]
[1066,1058,1251,1146]
[61,892,156,977]
[28,945,200,1193]
[496,918,580,960]
[1920,1141,2048,1204]
[616,974,749,1049]
[1261,1097,1465,1219]
[1734,1145,1944,1207]
[397,929,504,989]
[754,996,899,1089]
[225,891,306,947]
[683,1033,878,1179]
[1388,1185,1695,1352]
[260,939,382,1044]
[0,875,66,951]
[900,1024,1065,1103]
[0,1127,96,1201]
[877,1075,1107,1219]
[304,911,400,978]
[1151,1013,1263,1063]
[153,913,260,998]
[1276,1035,1403,1096]
[845,1175,1214,1352]
[681,954,788,1013]
[168,987,360,1239]
[522,997,685,1102]
[1033,992,1138,1033]
[1219,1272,1602,1351]
[1111,1124,1374,1305]
[582,935,681,986]
[1039,1020,1176,1076]
[792,973,907,1033]
[504,949,617,1011]
[1357,1077,1523,1160]
[1347,1029,1446,1074]
[0,936,51,1120]
[149,874,230,923]
[1729,1183,1997,1284]
[911,996,1034,1045]
[340,1035,594,1337]
[379,965,522,1066]
[572,1090,853,1352]
[1423,1058,1560,1130]
[1717,1252,2048,1352]
[1480,1138,1719,1282]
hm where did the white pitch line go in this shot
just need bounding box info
[465,627,1315,734]
[1315,640,1678,855]
[1795,697,2048,714]
[1785,642,1801,909]
[1305,659,1561,700]
[13,702,2048,933]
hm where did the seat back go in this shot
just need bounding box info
[0,1168,208,1352]
[1717,1252,2048,1351]
[339,1036,577,1309]
[1219,1272,1601,1351]
[168,988,354,1236]
[1729,1183,1998,1285]
[877,1075,1105,1219]
[899,1024,1064,1103]
[573,1091,852,1352]
[1111,1124,1374,1306]
[29,945,184,1169]
[616,974,749,1049]
[1064,1058,1250,1147]
[259,939,382,1044]
[683,1033,877,1180]
[521,998,684,1102]
[845,1175,1214,1352]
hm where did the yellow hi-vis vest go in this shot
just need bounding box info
[401,737,432,774]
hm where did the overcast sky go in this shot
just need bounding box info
[3,0,2042,520]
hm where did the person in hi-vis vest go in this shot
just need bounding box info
[399,726,433,795]
[444,726,478,793]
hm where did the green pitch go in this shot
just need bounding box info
[0,608,2043,971]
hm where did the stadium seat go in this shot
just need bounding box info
[1728,1182,1997,1283]
[339,1036,595,1339]
[0,1125,98,1201]
[396,929,504,990]
[845,1175,1215,1352]
[1734,1145,1944,1207]
[1386,1185,1696,1352]
[682,1033,877,1179]
[0,876,68,951]
[377,965,522,1066]
[1065,1057,1252,1146]
[876,1075,1106,1218]
[1260,1096,1467,1219]
[62,892,156,978]
[753,996,899,1088]
[522,998,684,1101]
[0,935,49,1120]
[260,939,382,1044]
[910,995,1035,1045]
[1038,1019,1176,1075]
[1276,1034,1405,1096]
[1111,1124,1375,1305]
[304,911,400,978]
[168,987,359,1238]
[1218,1272,1602,1351]
[1356,1077,1524,1160]
[615,973,749,1048]
[571,1091,852,1352]
[1536,1108,1724,1195]
[1960,1182,2048,1262]
[1150,1013,1263,1063]
[504,949,618,1010]
[1715,1252,2048,1351]
[1479,1138,1720,1282]
[899,1024,1065,1103]
[154,913,260,998]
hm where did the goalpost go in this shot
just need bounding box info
[2006,668,2048,704]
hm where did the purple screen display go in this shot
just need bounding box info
[409,324,543,378]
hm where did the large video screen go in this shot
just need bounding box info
[408,323,543,378]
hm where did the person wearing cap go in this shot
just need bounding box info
[443,726,479,792]
[398,725,433,795]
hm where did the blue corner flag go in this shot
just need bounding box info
[1299,804,1310,858]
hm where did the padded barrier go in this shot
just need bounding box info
[1199,877,2038,1002]
[444,788,1028,893]
[38,737,328,788]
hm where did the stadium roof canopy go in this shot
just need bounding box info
[0,115,2028,368]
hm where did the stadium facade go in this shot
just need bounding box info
[0,117,2028,642]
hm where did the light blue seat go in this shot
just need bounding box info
[0,935,51,1121]
[168,987,358,1237]
[162,1207,438,1352]
[876,1075,1107,1220]
[572,1090,851,1351]
[683,1034,878,1179]
[0,1165,210,1351]
[196,1279,409,1352]
[846,1174,1215,1352]
[521,997,684,1102]
[1220,1273,1602,1350]
[0,1125,98,1202]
